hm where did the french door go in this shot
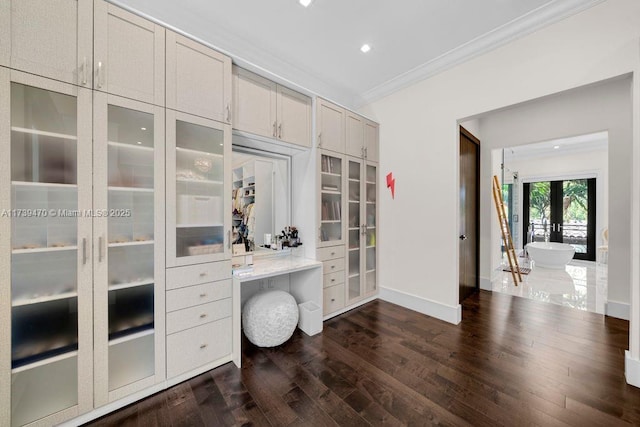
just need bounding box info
[523,178,596,261]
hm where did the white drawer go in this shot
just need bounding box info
[166,298,232,335]
[323,258,345,274]
[166,317,232,379]
[323,283,345,315]
[166,261,231,290]
[166,280,232,312]
[317,246,345,262]
[323,270,345,288]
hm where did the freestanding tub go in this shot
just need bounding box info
[525,242,575,269]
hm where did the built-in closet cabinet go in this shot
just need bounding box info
[0,69,94,427]
[94,0,165,106]
[166,110,232,267]
[92,93,165,406]
[0,0,94,87]
[346,158,378,305]
[233,66,311,147]
[167,31,232,123]
[346,111,379,162]
[316,98,345,153]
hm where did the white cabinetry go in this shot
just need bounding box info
[346,111,379,162]
[0,70,94,427]
[94,0,165,106]
[167,31,232,123]
[233,67,311,147]
[316,98,345,153]
[0,0,94,87]
[92,93,165,406]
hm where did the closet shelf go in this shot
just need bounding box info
[108,141,153,152]
[12,291,77,308]
[108,186,154,192]
[11,126,77,141]
[108,240,154,248]
[12,245,78,255]
[176,147,223,158]
[12,350,79,374]
[108,279,154,292]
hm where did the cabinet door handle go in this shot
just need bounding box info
[199,272,208,277]
[200,313,207,319]
[331,298,335,302]
[226,104,231,122]
[361,146,364,158]
[228,230,231,249]
[331,265,335,269]
[330,251,335,256]
[199,293,207,298]
[97,61,104,88]
[82,238,88,265]
[278,123,282,139]
[331,278,335,282]
[81,57,88,86]
[98,236,104,262]
[365,147,368,159]
[200,343,208,349]
[318,132,322,147]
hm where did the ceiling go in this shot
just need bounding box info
[111,0,602,108]
[504,131,608,162]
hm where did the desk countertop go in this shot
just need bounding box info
[233,255,322,281]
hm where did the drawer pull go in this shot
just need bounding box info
[200,344,208,349]
[199,272,207,277]
[331,252,335,255]
[331,265,335,269]
[200,293,207,298]
[200,313,207,318]
[331,298,335,302]
[331,279,335,282]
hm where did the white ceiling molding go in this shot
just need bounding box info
[356,0,605,108]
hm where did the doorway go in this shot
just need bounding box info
[522,178,596,261]
[459,126,479,303]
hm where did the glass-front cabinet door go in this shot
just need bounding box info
[166,110,231,267]
[318,151,345,247]
[92,93,165,406]
[365,163,378,295]
[1,70,93,426]
[347,158,362,302]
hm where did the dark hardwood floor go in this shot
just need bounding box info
[87,291,640,426]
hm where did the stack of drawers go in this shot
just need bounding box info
[165,261,232,378]
[317,246,346,315]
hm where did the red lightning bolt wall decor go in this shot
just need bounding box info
[386,172,395,199]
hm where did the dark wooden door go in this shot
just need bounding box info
[459,127,479,303]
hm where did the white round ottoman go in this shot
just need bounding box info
[242,289,299,347]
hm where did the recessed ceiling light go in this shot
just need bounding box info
[220,143,224,146]
[141,127,147,131]
[554,145,560,149]
[299,0,313,7]
[360,44,371,53]
[137,141,142,145]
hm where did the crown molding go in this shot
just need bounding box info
[356,0,606,108]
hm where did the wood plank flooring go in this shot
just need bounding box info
[86,291,640,426]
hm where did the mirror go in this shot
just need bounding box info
[232,146,291,253]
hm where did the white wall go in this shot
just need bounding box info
[359,0,640,383]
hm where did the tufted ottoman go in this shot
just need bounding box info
[242,289,299,347]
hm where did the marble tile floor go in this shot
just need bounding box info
[491,258,608,314]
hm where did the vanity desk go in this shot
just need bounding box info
[232,251,323,367]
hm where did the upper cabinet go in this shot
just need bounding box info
[0,0,94,87]
[317,98,345,153]
[167,31,232,123]
[94,0,165,106]
[346,110,379,163]
[233,66,311,147]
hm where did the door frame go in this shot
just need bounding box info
[459,126,480,302]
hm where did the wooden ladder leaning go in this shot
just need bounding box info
[492,175,522,286]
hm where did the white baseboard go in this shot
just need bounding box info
[605,300,630,320]
[625,351,640,388]
[379,287,462,325]
[480,276,492,291]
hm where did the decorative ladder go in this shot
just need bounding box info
[492,175,522,285]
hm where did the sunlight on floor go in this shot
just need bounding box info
[491,259,607,314]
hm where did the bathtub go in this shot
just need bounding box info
[525,242,575,269]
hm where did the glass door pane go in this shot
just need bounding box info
[347,160,361,301]
[106,105,155,391]
[365,164,377,293]
[10,83,79,426]
[175,120,225,258]
[524,181,551,244]
[562,179,588,254]
[320,154,343,244]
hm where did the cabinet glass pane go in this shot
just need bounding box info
[175,120,225,257]
[10,83,79,424]
[348,250,360,300]
[107,105,155,390]
[320,154,342,242]
[366,164,377,293]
